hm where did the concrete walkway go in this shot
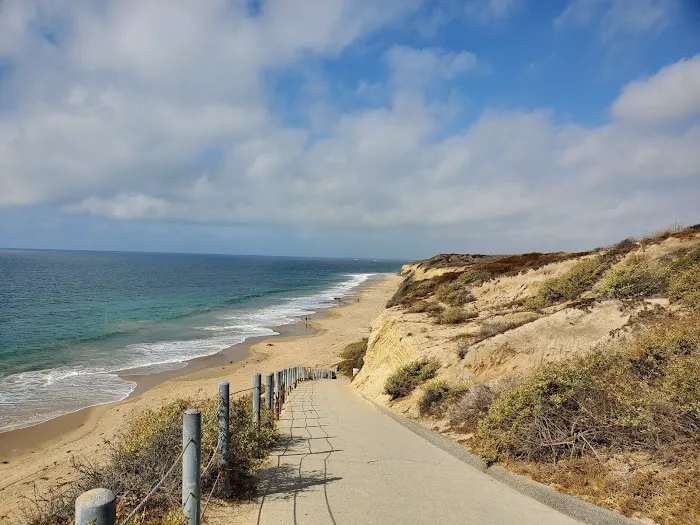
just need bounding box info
[246,378,583,525]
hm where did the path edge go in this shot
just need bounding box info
[357,389,643,525]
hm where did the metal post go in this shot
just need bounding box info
[253,373,261,429]
[274,370,281,419]
[218,381,230,498]
[183,409,201,525]
[75,488,116,525]
[265,373,273,411]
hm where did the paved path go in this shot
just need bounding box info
[246,378,583,525]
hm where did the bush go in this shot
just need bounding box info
[24,395,276,524]
[448,383,499,429]
[436,273,479,306]
[668,246,700,311]
[418,381,449,414]
[474,317,700,465]
[384,358,441,399]
[528,257,606,307]
[437,307,477,325]
[337,339,368,377]
[407,300,430,313]
[597,254,668,299]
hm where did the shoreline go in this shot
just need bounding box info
[0,275,379,457]
[0,272,401,519]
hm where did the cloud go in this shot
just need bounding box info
[611,54,700,124]
[464,0,521,22]
[555,0,677,38]
[0,1,698,256]
[386,46,478,90]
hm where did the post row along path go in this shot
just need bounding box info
[214,378,584,525]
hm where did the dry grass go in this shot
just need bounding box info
[455,314,539,357]
[437,307,477,325]
[23,395,276,525]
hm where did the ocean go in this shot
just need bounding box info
[0,250,402,432]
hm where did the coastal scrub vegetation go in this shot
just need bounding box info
[24,395,276,525]
[527,257,606,308]
[443,316,700,524]
[384,358,440,399]
[596,253,668,299]
[337,339,368,377]
[437,306,477,325]
[418,381,467,415]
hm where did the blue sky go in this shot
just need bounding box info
[0,0,699,259]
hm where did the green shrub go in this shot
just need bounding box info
[668,246,700,311]
[337,339,368,377]
[384,358,441,399]
[418,381,451,414]
[597,254,668,299]
[436,272,480,306]
[25,395,276,524]
[437,306,477,325]
[529,257,606,307]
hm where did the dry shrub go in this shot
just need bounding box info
[384,358,441,399]
[337,339,368,377]
[596,254,668,299]
[478,314,539,338]
[24,395,276,525]
[437,307,477,325]
[528,257,607,308]
[509,452,700,525]
[448,383,500,432]
[475,316,700,466]
[418,381,467,415]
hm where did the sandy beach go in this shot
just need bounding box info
[0,273,401,521]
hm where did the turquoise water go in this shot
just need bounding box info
[0,250,402,431]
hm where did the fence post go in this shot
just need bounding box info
[75,488,116,525]
[253,373,261,429]
[274,370,281,419]
[265,373,273,411]
[183,409,201,525]
[218,381,230,498]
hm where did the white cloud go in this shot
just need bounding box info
[611,54,700,124]
[465,0,521,22]
[555,0,677,38]
[0,1,698,254]
[387,46,478,89]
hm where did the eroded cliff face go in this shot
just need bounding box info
[355,233,699,408]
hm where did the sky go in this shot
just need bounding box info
[0,0,699,260]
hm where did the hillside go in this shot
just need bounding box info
[352,225,700,525]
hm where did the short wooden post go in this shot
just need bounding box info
[75,488,116,525]
[183,409,201,525]
[218,381,230,498]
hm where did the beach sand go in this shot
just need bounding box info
[0,273,401,521]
